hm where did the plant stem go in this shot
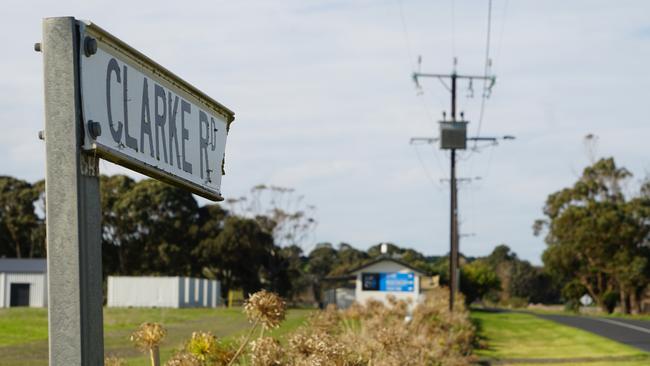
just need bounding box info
[227,319,260,366]
[149,346,160,366]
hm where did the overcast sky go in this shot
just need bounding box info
[2,1,649,264]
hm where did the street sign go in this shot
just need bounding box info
[580,294,593,306]
[78,22,234,201]
[40,17,236,365]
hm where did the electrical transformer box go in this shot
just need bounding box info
[439,121,468,150]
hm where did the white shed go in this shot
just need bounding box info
[0,258,48,308]
[350,256,427,306]
[107,276,221,308]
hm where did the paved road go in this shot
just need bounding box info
[535,313,650,352]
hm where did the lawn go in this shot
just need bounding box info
[471,309,650,365]
[0,307,313,366]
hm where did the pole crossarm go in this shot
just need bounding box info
[412,72,496,95]
[410,137,439,144]
[413,72,495,81]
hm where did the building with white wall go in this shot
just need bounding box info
[325,255,428,309]
[107,276,221,308]
[351,257,426,306]
[0,258,47,308]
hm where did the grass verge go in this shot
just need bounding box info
[0,307,313,366]
[471,309,649,364]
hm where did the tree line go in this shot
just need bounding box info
[0,173,555,304]
[2,157,648,313]
[0,175,434,301]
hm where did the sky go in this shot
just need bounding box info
[2,1,650,264]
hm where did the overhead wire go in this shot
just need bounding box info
[398,0,446,123]
[474,0,494,146]
[493,0,510,75]
[466,0,498,179]
[413,145,443,189]
[398,0,449,181]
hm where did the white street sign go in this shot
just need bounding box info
[78,22,234,200]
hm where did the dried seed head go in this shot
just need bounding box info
[244,290,287,330]
[250,336,284,366]
[164,351,201,366]
[130,322,166,351]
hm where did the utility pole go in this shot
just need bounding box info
[410,65,512,311]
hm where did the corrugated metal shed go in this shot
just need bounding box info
[0,258,46,273]
[108,276,221,308]
[0,259,47,308]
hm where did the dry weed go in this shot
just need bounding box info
[288,287,476,366]
[130,322,167,366]
[244,290,287,330]
[249,336,284,366]
[164,351,201,366]
[105,356,127,366]
[131,322,167,351]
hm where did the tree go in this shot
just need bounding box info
[328,242,368,276]
[305,242,338,302]
[536,158,650,313]
[194,216,274,296]
[0,176,43,258]
[481,245,560,305]
[100,175,136,276]
[278,245,311,301]
[112,179,199,276]
[461,260,501,304]
[225,185,317,248]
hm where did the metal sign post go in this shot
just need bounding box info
[43,17,104,365]
[40,16,235,365]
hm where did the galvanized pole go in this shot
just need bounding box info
[43,17,104,366]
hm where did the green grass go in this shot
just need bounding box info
[471,310,649,364]
[0,307,313,366]
[0,308,48,345]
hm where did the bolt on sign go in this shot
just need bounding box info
[79,21,234,200]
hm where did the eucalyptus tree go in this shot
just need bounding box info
[536,158,650,313]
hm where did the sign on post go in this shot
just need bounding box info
[78,21,234,201]
[41,17,235,366]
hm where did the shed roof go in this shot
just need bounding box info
[346,256,428,276]
[0,258,47,273]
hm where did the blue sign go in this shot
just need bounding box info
[361,272,416,292]
[379,272,415,292]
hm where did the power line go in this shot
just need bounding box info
[397,0,416,69]
[474,0,494,144]
[494,0,510,75]
[412,145,442,188]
